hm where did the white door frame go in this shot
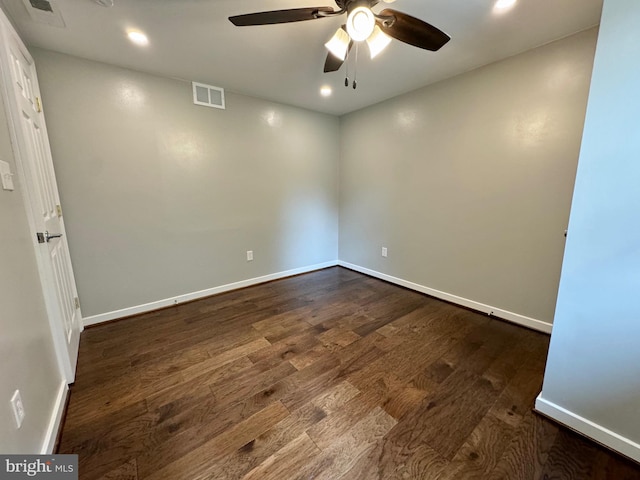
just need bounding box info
[0,7,83,383]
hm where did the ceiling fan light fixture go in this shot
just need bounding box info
[346,6,375,42]
[325,27,350,61]
[366,25,392,59]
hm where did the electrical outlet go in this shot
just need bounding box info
[246,250,253,262]
[381,247,388,258]
[10,390,25,429]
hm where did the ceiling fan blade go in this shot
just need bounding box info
[324,37,353,73]
[378,9,450,51]
[323,53,342,73]
[230,7,335,26]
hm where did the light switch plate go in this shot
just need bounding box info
[0,160,15,191]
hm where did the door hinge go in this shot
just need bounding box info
[35,96,42,113]
[56,204,62,217]
[74,297,80,309]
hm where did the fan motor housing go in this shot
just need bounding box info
[338,0,379,14]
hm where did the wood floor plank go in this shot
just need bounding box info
[385,368,501,461]
[61,399,149,450]
[242,355,342,413]
[487,410,559,480]
[306,375,398,450]
[246,329,321,367]
[66,409,159,480]
[241,432,321,480]
[96,459,138,480]
[377,436,448,480]
[311,380,361,414]
[538,428,607,480]
[136,394,273,477]
[440,413,516,479]
[64,370,182,428]
[381,380,429,420]
[56,267,640,480]
[298,406,397,480]
[209,360,298,409]
[143,401,290,480]
[210,404,325,480]
[288,343,333,370]
[183,337,270,381]
[317,326,362,350]
[252,315,314,344]
[352,291,425,338]
[145,356,252,413]
[212,382,359,479]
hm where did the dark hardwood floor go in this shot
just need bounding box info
[58,267,640,479]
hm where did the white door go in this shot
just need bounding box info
[0,9,82,383]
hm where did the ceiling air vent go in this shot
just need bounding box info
[20,0,65,27]
[29,0,52,12]
[192,82,225,110]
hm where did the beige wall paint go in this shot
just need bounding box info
[339,29,598,324]
[0,81,62,452]
[31,49,339,318]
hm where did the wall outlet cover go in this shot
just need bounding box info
[10,390,25,429]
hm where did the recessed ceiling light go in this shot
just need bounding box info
[320,86,332,97]
[493,0,517,12]
[127,30,149,46]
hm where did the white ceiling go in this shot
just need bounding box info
[2,0,603,115]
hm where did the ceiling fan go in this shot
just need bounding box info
[229,0,450,75]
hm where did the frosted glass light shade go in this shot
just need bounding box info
[366,25,392,59]
[325,27,350,61]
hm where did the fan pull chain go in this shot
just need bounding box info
[344,46,350,87]
[353,43,359,89]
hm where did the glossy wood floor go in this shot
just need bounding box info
[58,267,640,480]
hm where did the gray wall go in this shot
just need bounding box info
[32,50,340,318]
[0,81,62,452]
[339,29,597,324]
[538,0,640,458]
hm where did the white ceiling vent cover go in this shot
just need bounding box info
[192,82,225,110]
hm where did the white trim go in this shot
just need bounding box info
[337,261,553,334]
[83,261,339,326]
[41,381,68,454]
[535,395,640,463]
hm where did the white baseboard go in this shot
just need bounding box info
[535,395,640,463]
[41,381,68,454]
[338,261,553,334]
[82,261,339,326]
[83,260,553,334]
